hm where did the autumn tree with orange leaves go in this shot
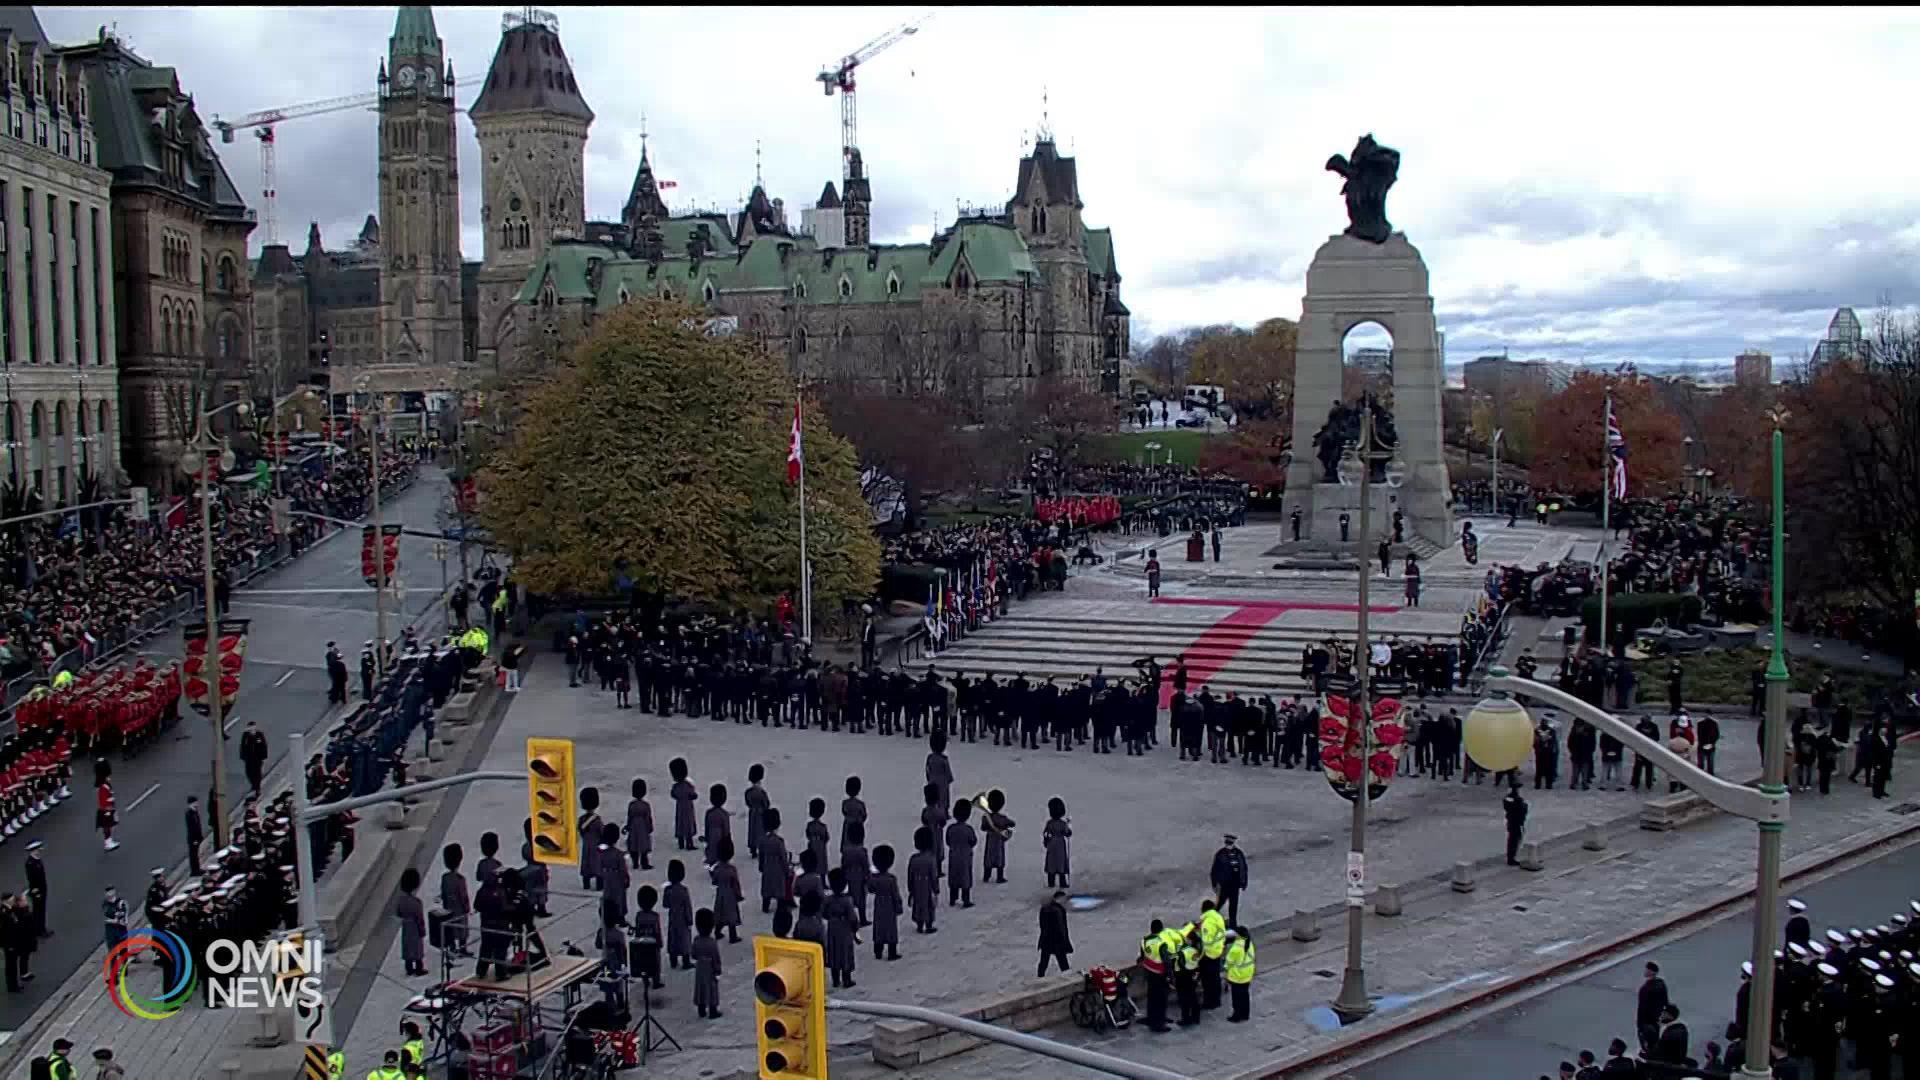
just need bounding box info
[1527,371,1685,496]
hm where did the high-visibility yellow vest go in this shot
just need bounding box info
[403,1039,424,1065]
[1140,935,1166,974]
[52,670,74,690]
[1225,939,1256,984]
[1159,928,1186,964]
[1200,909,1227,960]
[491,592,507,613]
[326,1050,345,1079]
[1179,944,1200,973]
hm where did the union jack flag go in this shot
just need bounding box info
[1605,399,1628,500]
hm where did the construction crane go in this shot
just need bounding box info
[816,11,935,187]
[212,92,380,247]
[212,89,474,247]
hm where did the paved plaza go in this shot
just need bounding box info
[333,603,1813,1078]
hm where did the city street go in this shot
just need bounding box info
[0,467,454,1031]
[1349,840,1920,1079]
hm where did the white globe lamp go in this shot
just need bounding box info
[1465,673,1534,773]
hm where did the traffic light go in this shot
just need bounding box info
[360,524,402,587]
[526,738,577,866]
[754,936,827,1079]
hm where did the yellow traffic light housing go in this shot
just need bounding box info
[754,935,827,1079]
[526,737,578,866]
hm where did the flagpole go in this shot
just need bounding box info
[1598,390,1613,655]
[796,393,812,647]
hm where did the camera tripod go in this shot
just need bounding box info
[634,971,680,1063]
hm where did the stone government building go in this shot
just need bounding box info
[468,7,1130,407]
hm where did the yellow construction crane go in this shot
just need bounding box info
[815,11,936,187]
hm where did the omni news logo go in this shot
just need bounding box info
[104,931,322,1018]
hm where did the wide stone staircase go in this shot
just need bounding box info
[926,611,1463,700]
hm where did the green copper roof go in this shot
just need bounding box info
[1085,227,1115,278]
[515,215,1049,312]
[925,221,1036,287]
[391,6,441,59]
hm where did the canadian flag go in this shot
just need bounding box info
[787,400,804,485]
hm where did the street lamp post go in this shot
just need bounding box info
[185,396,251,849]
[1470,420,1791,1076]
[1489,428,1504,515]
[355,377,391,680]
[1332,405,1380,1022]
[1739,420,1791,1079]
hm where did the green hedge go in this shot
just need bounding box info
[1582,592,1704,640]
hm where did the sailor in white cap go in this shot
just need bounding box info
[1785,897,1811,949]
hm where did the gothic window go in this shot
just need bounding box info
[793,280,807,300]
[216,254,237,292]
[500,221,512,248]
[1030,205,1039,233]
[216,321,234,358]
[435,282,452,317]
[159,301,173,353]
[1039,206,1049,233]
[53,401,65,437]
[184,304,197,354]
[617,285,631,305]
[886,272,900,298]
[539,282,556,309]
[97,402,109,443]
[954,270,971,293]
[837,326,852,350]
[837,276,852,300]
[29,402,42,439]
[796,327,808,354]
[701,280,715,304]
[518,221,530,247]
[398,291,414,319]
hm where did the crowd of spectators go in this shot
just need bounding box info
[1600,496,1767,624]
[0,444,413,683]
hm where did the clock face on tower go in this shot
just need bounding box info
[396,65,416,90]
[424,67,438,93]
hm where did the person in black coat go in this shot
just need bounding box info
[238,722,269,796]
[1650,1004,1689,1066]
[184,796,204,877]
[325,642,348,704]
[1502,785,1528,866]
[1209,835,1249,927]
[1036,890,1073,976]
[1636,961,1670,1055]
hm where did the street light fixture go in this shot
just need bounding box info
[180,395,252,849]
[1332,403,1386,1023]
[1465,420,1792,1078]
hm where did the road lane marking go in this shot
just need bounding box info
[126,783,161,814]
[274,670,296,687]
[225,713,244,733]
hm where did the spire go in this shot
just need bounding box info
[754,139,763,189]
[623,128,669,228]
[1037,85,1052,142]
[305,222,323,256]
[389,5,441,61]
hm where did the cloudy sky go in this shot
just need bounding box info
[43,6,1920,367]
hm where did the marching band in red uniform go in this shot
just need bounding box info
[4,661,183,838]
[1033,495,1122,528]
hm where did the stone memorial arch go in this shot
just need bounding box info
[1284,136,1453,550]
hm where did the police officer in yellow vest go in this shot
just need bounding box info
[1224,926,1256,1022]
[1174,925,1204,1027]
[1138,918,1173,1032]
[1197,898,1228,1011]
[366,1049,404,1080]
[51,669,74,691]
[326,1049,346,1079]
